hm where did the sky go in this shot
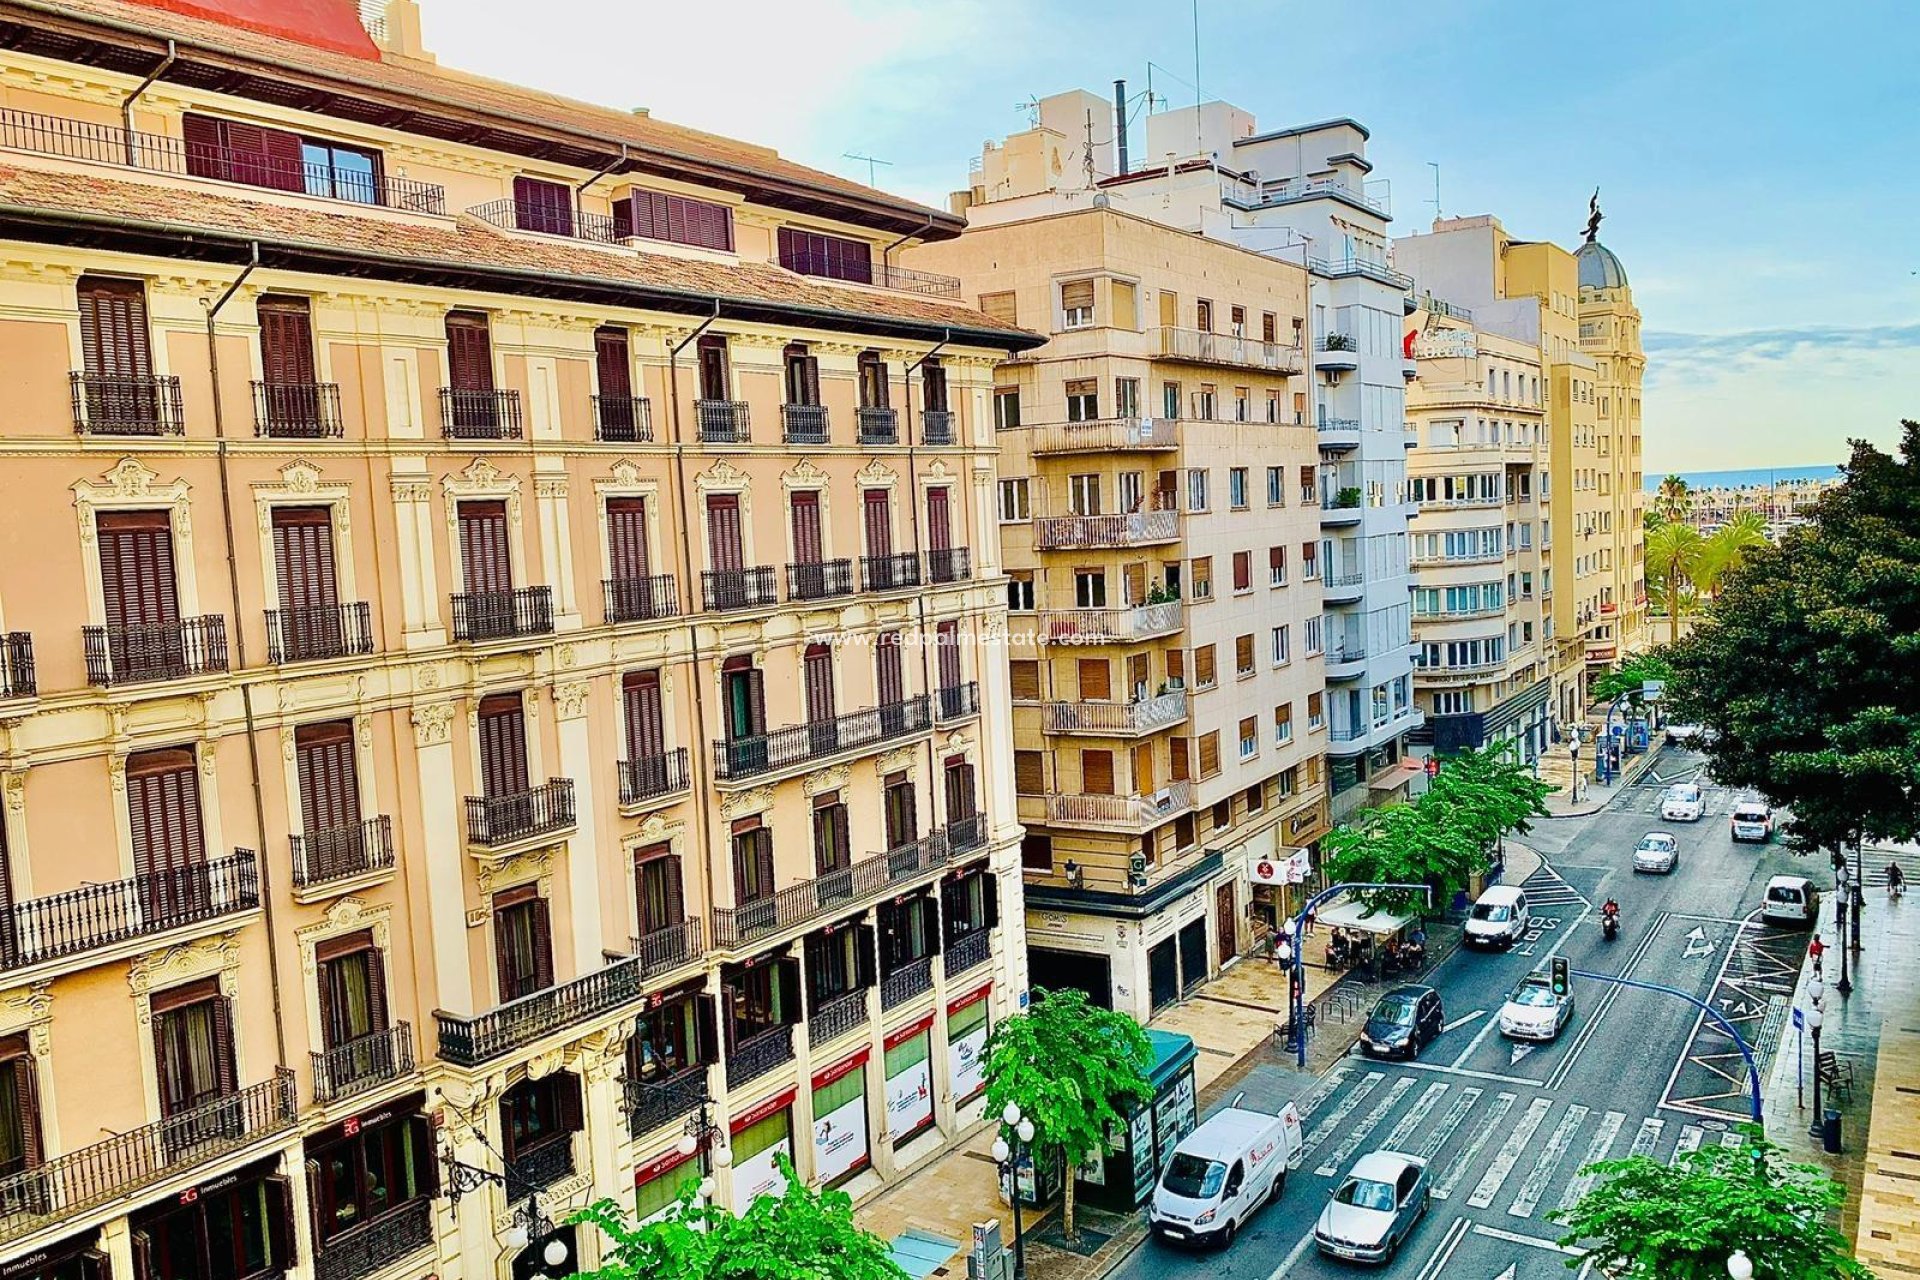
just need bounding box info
[419,0,1918,473]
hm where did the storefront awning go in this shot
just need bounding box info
[1316,899,1414,936]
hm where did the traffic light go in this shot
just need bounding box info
[1551,956,1570,997]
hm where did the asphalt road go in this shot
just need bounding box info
[1110,747,1820,1280]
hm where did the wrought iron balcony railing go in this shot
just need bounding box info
[438,387,523,440]
[624,1067,707,1139]
[860,552,922,593]
[251,381,343,438]
[696,400,750,444]
[781,403,830,445]
[947,812,988,853]
[0,633,34,700]
[310,1022,415,1105]
[603,574,681,624]
[927,547,971,584]
[712,695,931,783]
[69,372,184,436]
[290,817,395,890]
[921,409,956,445]
[451,586,554,641]
[630,917,703,979]
[83,615,228,686]
[808,989,868,1047]
[593,395,654,443]
[1042,689,1189,736]
[936,682,980,723]
[947,929,991,978]
[881,956,935,1010]
[516,1134,575,1190]
[701,567,778,613]
[463,780,575,849]
[313,1197,434,1280]
[710,823,955,950]
[0,851,259,972]
[266,602,374,663]
[467,198,623,245]
[857,406,898,444]
[786,559,854,602]
[435,951,652,1067]
[726,1024,794,1089]
[618,749,690,807]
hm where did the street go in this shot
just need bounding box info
[1109,749,1819,1280]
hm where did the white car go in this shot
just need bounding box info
[1665,723,1707,746]
[1632,832,1680,874]
[1660,783,1704,822]
[1499,972,1575,1041]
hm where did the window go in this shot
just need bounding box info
[476,693,530,799]
[993,386,1022,429]
[1074,569,1108,609]
[1302,542,1319,580]
[802,643,836,725]
[1195,299,1213,333]
[1235,388,1250,422]
[511,175,574,236]
[616,188,734,250]
[152,978,236,1121]
[1305,615,1324,655]
[1229,468,1248,509]
[1274,704,1293,744]
[1076,658,1111,701]
[1169,737,1190,782]
[856,350,889,409]
[1021,834,1053,871]
[127,747,206,919]
[1278,766,1297,799]
[1198,731,1221,777]
[134,1165,294,1280]
[1308,691,1325,729]
[1191,557,1213,600]
[1187,469,1209,512]
[96,508,182,678]
[501,1073,583,1168]
[1262,312,1278,344]
[310,1108,435,1248]
[1014,750,1046,794]
[1195,645,1217,689]
[1246,783,1266,814]
[1271,625,1290,666]
[316,930,388,1052]
[1239,717,1258,760]
[1080,750,1115,795]
[256,294,321,427]
[295,719,360,857]
[1162,381,1181,419]
[0,1036,42,1184]
[1009,660,1041,700]
[1267,390,1281,424]
[941,866,996,940]
[1232,551,1252,593]
[1267,467,1285,507]
[445,311,497,397]
[1269,546,1287,587]
[883,773,918,850]
[1006,572,1035,612]
[730,818,776,904]
[1068,473,1102,516]
[695,333,731,402]
[184,112,347,197]
[1229,305,1246,336]
[457,499,513,599]
[1193,385,1217,419]
[980,291,1018,325]
[77,275,156,401]
[493,887,554,1001]
[1235,634,1255,677]
[1061,279,1095,328]
[777,227,872,283]
[812,790,852,875]
[1065,379,1098,422]
[1299,466,1317,505]
[1116,378,1141,419]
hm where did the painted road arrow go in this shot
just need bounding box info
[1493,1268,1517,1280]
[1684,927,1715,959]
[1511,1042,1535,1065]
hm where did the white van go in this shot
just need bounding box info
[1761,875,1819,927]
[1464,886,1529,949]
[1149,1101,1303,1249]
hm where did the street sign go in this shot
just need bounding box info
[1792,1007,1804,1030]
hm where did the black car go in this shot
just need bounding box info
[1359,984,1444,1060]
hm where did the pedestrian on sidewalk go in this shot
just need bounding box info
[1889,861,1906,899]
[1303,907,1317,935]
[1808,934,1825,974]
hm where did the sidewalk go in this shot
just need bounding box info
[1538,735,1669,818]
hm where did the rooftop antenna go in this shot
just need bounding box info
[1428,162,1442,223]
[843,152,892,187]
[1084,110,1098,186]
[1016,96,1040,128]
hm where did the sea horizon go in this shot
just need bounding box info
[1643,464,1845,491]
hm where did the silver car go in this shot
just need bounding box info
[1314,1150,1429,1264]
[1632,831,1680,874]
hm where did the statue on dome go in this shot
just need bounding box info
[1583,189,1603,244]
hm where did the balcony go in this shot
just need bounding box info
[68,372,184,436]
[1313,335,1360,372]
[603,574,681,623]
[250,381,343,438]
[1040,601,1183,645]
[1413,605,1504,623]
[266,602,374,663]
[781,403,830,445]
[290,817,395,891]
[313,1197,434,1280]
[593,395,654,443]
[711,825,958,950]
[463,779,576,851]
[0,106,448,214]
[1033,509,1180,550]
[857,406,899,445]
[0,850,259,973]
[1151,327,1304,374]
[1418,493,1502,511]
[711,695,931,784]
[1320,492,1364,526]
[438,388,523,440]
[1322,570,1365,604]
[809,989,870,1048]
[1326,644,1368,679]
[1418,658,1505,679]
[1411,550,1505,568]
[882,956,935,1010]
[927,547,972,584]
[948,813,988,854]
[517,1134,575,1190]
[1042,780,1193,832]
[787,559,854,602]
[467,198,624,245]
[701,566,778,612]
[1029,417,1180,455]
[1042,688,1189,736]
[779,249,962,299]
[310,1022,416,1106]
[630,918,704,980]
[860,552,922,593]
[83,615,229,686]
[921,409,956,445]
[947,929,991,978]
[1242,176,1387,216]
[696,400,750,444]
[936,682,980,724]
[1317,418,1362,449]
[1309,255,1413,290]
[726,1024,796,1088]
[0,633,33,700]
[618,749,690,808]
[435,951,654,1067]
[625,1066,708,1139]
[451,586,554,641]
[0,1069,296,1246]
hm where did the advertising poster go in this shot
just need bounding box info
[947,998,990,1103]
[811,1060,870,1186]
[884,1031,934,1143]
[730,1109,792,1213]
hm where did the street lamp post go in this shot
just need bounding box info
[674,1100,730,1206]
[1835,859,1854,998]
[444,1148,571,1280]
[991,1101,1036,1280]
[1569,737,1582,805]
[1727,1249,1754,1280]
[1807,1004,1826,1140]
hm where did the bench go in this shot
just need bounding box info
[1817,1051,1854,1102]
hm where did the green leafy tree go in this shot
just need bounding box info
[570,1154,907,1280]
[1551,1134,1871,1279]
[1646,520,1705,645]
[1668,424,1920,855]
[1423,745,1553,858]
[1321,800,1483,914]
[1591,652,1675,709]
[983,986,1152,1241]
[1693,511,1769,601]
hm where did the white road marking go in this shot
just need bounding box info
[1510,1042,1535,1065]
[1295,1065,1352,1121]
[1547,909,1669,1091]
[1411,1215,1473,1280]
[1625,1116,1665,1159]
[1450,907,1588,1069]
[1385,1081,1450,1152]
[1508,1104,1588,1218]
[1316,1076,1416,1177]
[1295,1070,1383,1167]
[1433,1092,1514,1200]
[1492,1268,1517,1280]
[1442,1010,1487,1034]
[1467,1096,1553,1208]
[1683,926,1716,959]
[1469,1222,1587,1255]
[1671,1125,1704,1164]
[1264,1228,1318,1279]
[1555,1111,1626,1213]
[1396,1060,1545,1087]
[1418,1087,1483,1162]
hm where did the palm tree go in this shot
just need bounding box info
[1646,521,1704,645]
[1692,511,1767,601]
[1654,474,1694,525]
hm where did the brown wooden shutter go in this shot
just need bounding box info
[1077,658,1111,702]
[937,621,961,690]
[636,844,684,934]
[1133,743,1156,792]
[257,295,317,386]
[1009,660,1041,701]
[945,760,977,819]
[1013,750,1044,794]
[695,334,729,400]
[978,292,1017,325]
[1195,646,1216,687]
[0,1037,41,1170]
[295,720,360,836]
[477,693,530,798]
[1170,737,1190,782]
[1061,279,1095,312]
[444,313,495,392]
[595,326,632,397]
[1082,750,1115,795]
[97,510,180,632]
[529,896,555,990]
[126,748,204,880]
[211,995,238,1096]
[705,494,744,573]
[876,633,904,706]
[923,361,949,412]
[556,1072,584,1132]
[1236,634,1254,672]
[606,497,651,582]
[182,113,226,180]
[621,670,665,761]
[803,644,835,724]
[512,175,575,237]
[457,501,513,596]
[78,276,154,380]
[861,489,892,558]
[271,505,339,613]
[789,491,823,564]
[925,488,952,552]
[1199,732,1221,776]
[1233,551,1251,592]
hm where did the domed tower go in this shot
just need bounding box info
[1574,200,1647,664]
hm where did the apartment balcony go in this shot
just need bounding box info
[1243,176,1387,216]
[266,602,374,663]
[882,956,935,1011]
[1041,780,1193,832]
[857,406,899,445]
[0,850,259,974]
[625,1066,708,1140]
[1319,494,1364,527]
[936,682,980,724]
[1317,418,1362,450]
[310,1022,416,1106]
[1326,644,1368,680]
[948,812,988,854]
[808,989,869,1049]
[710,825,958,951]
[1322,569,1365,604]
[779,249,962,299]
[83,615,228,686]
[251,381,343,438]
[1029,417,1180,456]
[1313,335,1360,372]
[1040,601,1183,645]
[0,633,33,700]
[1599,601,1619,615]
[451,586,554,641]
[435,951,656,1067]
[312,1197,434,1280]
[726,1025,795,1089]
[466,198,627,245]
[462,780,576,852]
[290,816,395,892]
[701,566,778,612]
[630,918,704,982]
[1414,604,1505,624]
[517,1133,575,1191]
[68,372,185,436]
[438,388,523,440]
[618,749,691,809]
[947,929,992,978]
[921,409,956,445]
[1309,255,1413,290]
[1042,688,1189,737]
[927,547,972,584]
[1033,509,1180,550]
[780,403,830,445]
[787,559,854,603]
[0,1069,296,1247]
[1419,494,1503,511]
[710,695,931,784]
[1411,550,1505,568]
[1417,658,1505,682]
[0,106,448,213]
[593,395,654,443]
[860,552,922,593]
[696,400,751,444]
[603,574,681,623]
[1151,326,1304,375]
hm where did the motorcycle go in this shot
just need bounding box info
[1601,908,1620,942]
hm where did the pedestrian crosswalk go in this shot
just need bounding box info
[1517,863,1588,910]
[1287,1071,1747,1225]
